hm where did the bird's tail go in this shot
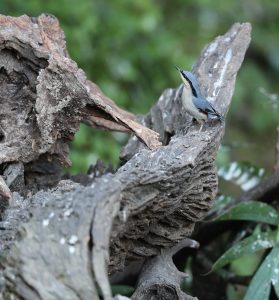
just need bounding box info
[218,113,224,123]
[208,111,224,123]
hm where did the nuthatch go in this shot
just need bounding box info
[176,67,223,131]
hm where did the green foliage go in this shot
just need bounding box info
[210,230,277,272]
[68,124,128,173]
[244,246,279,300]
[215,201,279,225]
[211,200,279,299]
[230,250,264,277]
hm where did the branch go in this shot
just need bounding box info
[131,238,199,300]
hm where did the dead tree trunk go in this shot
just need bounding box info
[0,14,251,300]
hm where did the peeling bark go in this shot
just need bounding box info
[0,14,160,168]
[0,14,251,300]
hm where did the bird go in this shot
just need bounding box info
[175,66,223,132]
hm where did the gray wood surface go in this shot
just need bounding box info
[0,14,251,300]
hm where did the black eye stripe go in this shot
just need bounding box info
[182,72,198,97]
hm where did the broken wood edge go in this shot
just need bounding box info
[85,81,162,150]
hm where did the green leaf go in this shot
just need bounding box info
[274,278,279,299]
[210,230,277,272]
[271,247,279,298]
[215,201,279,225]
[244,246,279,300]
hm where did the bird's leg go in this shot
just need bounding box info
[0,175,11,199]
[192,118,204,132]
[199,121,204,132]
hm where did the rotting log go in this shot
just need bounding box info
[0,14,251,300]
[0,14,160,168]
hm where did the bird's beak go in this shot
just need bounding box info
[175,66,182,73]
[176,66,189,87]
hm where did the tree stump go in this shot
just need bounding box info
[0,14,251,300]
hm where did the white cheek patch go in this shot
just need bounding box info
[180,74,191,88]
[181,86,207,122]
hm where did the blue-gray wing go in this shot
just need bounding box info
[193,96,223,120]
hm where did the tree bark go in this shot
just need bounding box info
[0,14,251,300]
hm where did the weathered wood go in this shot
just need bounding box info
[0,15,251,300]
[111,22,251,273]
[0,14,160,168]
[131,238,199,300]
